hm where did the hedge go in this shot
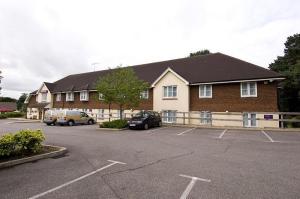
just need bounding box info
[100,119,128,129]
[0,112,24,119]
[0,130,45,157]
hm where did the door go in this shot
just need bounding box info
[243,113,257,127]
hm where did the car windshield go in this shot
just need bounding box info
[134,112,149,118]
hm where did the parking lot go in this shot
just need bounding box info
[0,119,300,199]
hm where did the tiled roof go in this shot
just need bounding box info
[33,53,284,93]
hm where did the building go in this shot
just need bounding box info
[25,53,284,128]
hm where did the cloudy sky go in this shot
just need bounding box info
[0,0,299,99]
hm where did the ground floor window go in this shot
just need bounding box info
[243,113,257,127]
[200,111,212,124]
[162,110,177,123]
[98,109,104,119]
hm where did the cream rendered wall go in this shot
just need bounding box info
[257,113,279,128]
[36,84,52,103]
[153,71,189,113]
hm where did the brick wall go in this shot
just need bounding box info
[189,81,278,112]
[52,89,153,110]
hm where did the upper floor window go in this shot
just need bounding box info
[41,93,47,102]
[66,92,74,101]
[140,90,149,99]
[199,85,212,98]
[163,85,177,98]
[241,82,257,97]
[80,91,89,101]
[99,93,104,100]
[56,93,61,101]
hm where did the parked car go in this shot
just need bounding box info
[57,110,95,126]
[128,111,162,130]
[43,110,58,126]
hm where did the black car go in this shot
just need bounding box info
[128,111,162,130]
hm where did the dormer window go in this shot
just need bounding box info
[80,91,89,101]
[66,92,74,101]
[41,93,47,102]
[99,93,104,100]
[140,90,149,99]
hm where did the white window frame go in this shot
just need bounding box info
[163,85,177,98]
[80,91,89,101]
[99,93,104,100]
[56,93,61,101]
[140,90,149,99]
[162,110,177,123]
[98,109,104,120]
[243,113,257,127]
[241,82,257,97]
[66,92,74,101]
[41,93,47,102]
[199,85,212,98]
[200,111,212,124]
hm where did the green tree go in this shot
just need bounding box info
[189,49,211,57]
[269,33,300,112]
[16,93,28,112]
[96,67,149,120]
[0,97,17,102]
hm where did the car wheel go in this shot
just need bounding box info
[88,119,94,125]
[46,123,51,126]
[52,121,56,126]
[144,123,149,130]
[158,121,162,127]
[68,120,74,126]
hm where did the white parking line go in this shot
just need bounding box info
[28,160,126,199]
[147,126,169,134]
[261,130,276,142]
[177,128,196,135]
[179,174,211,199]
[218,129,227,139]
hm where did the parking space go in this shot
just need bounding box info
[0,121,300,198]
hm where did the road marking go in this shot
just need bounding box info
[28,160,126,199]
[261,130,276,142]
[177,128,196,135]
[218,129,227,139]
[179,174,211,199]
[147,126,169,134]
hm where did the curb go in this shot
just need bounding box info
[97,127,128,131]
[0,145,67,169]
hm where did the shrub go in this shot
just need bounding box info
[4,112,24,118]
[0,114,7,119]
[0,133,16,157]
[14,130,45,153]
[100,119,128,129]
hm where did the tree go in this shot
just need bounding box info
[269,33,300,112]
[0,97,17,102]
[96,67,149,120]
[189,49,211,57]
[16,93,28,112]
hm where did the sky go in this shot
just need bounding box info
[0,0,299,99]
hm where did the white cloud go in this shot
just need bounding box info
[0,0,299,99]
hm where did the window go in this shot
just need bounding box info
[80,91,89,101]
[98,109,104,119]
[99,93,104,100]
[241,82,257,97]
[41,93,47,102]
[243,113,257,127]
[163,85,177,98]
[56,93,61,101]
[200,111,212,124]
[66,92,74,101]
[140,90,149,99]
[162,110,176,123]
[199,85,212,98]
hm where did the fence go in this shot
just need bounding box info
[92,111,300,129]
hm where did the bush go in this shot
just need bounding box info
[100,119,128,129]
[14,130,45,153]
[0,134,15,157]
[0,130,45,157]
[4,112,24,118]
[0,114,7,119]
